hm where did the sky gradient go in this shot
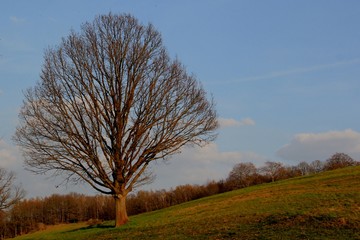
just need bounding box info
[1,0,360,198]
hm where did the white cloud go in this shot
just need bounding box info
[219,117,255,128]
[175,142,264,165]
[241,60,360,82]
[144,142,266,191]
[277,129,360,163]
[0,139,18,168]
[0,139,98,198]
[1,139,268,197]
[214,59,360,85]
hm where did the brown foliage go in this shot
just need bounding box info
[227,162,257,189]
[0,193,115,238]
[324,152,358,171]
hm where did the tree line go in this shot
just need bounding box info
[226,152,358,190]
[1,152,359,238]
[0,193,114,238]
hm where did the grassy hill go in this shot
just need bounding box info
[13,166,360,240]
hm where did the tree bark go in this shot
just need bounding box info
[114,194,128,227]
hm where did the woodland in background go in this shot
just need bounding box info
[0,152,358,239]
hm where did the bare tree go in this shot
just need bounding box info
[296,161,311,176]
[324,153,358,171]
[227,162,257,189]
[13,13,218,227]
[309,160,324,174]
[0,168,25,210]
[260,161,285,182]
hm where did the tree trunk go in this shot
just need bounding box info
[114,194,128,227]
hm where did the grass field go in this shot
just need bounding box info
[13,166,360,239]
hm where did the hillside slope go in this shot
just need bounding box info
[14,166,360,240]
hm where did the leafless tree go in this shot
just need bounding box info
[260,161,285,182]
[324,153,358,171]
[309,160,324,174]
[0,168,25,210]
[13,13,218,227]
[296,161,311,176]
[227,162,257,188]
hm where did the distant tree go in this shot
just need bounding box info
[0,168,25,210]
[309,160,324,173]
[324,153,357,171]
[13,13,218,227]
[283,166,302,179]
[297,161,311,176]
[227,162,257,188]
[260,161,285,182]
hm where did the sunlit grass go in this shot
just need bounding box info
[13,223,89,240]
[14,166,360,239]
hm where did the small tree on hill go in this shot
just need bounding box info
[260,161,285,182]
[324,153,357,171]
[309,160,324,173]
[227,162,257,189]
[296,161,311,176]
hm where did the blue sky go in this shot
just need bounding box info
[1,0,360,198]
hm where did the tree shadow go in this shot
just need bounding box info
[66,223,114,233]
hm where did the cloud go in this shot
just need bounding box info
[277,129,360,163]
[216,59,360,84]
[175,142,264,165]
[1,136,268,197]
[219,117,255,128]
[0,139,98,198]
[0,139,18,168]
[2,137,268,197]
[144,142,267,191]
[10,16,26,24]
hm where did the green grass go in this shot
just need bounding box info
[14,166,360,239]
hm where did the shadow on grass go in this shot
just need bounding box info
[66,223,114,233]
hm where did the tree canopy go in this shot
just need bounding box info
[14,13,218,227]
